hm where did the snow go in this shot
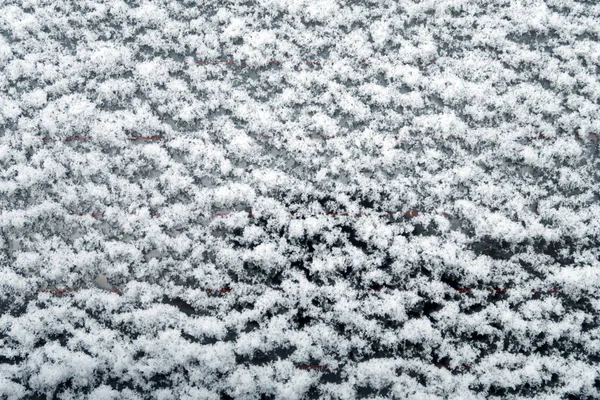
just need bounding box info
[1,0,600,398]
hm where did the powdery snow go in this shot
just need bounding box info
[1,0,600,399]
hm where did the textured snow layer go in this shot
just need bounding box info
[1,0,600,398]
